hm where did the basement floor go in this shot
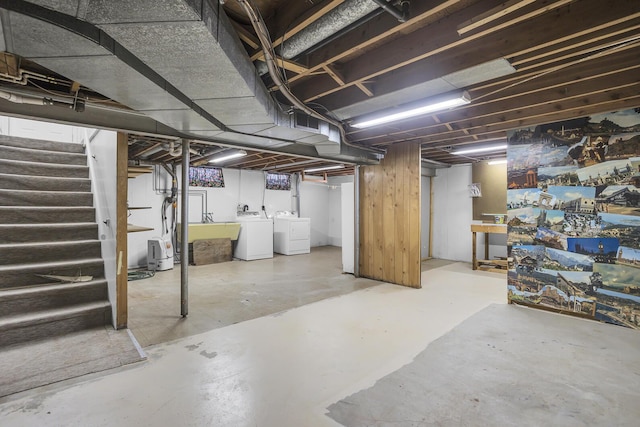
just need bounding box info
[2,259,639,425]
[128,246,382,347]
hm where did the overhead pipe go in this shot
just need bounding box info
[371,0,410,23]
[165,139,198,157]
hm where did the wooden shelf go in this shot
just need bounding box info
[128,166,153,178]
[127,224,154,233]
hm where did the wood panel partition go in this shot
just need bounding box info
[116,132,128,328]
[359,142,421,288]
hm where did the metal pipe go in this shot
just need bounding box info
[354,165,360,277]
[371,0,410,23]
[180,138,190,317]
[295,173,301,217]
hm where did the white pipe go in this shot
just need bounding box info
[166,140,198,157]
[0,89,46,105]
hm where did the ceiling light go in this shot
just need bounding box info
[350,91,471,128]
[209,149,247,163]
[453,144,507,155]
[488,159,507,165]
[304,165,344,173]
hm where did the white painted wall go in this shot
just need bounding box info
[299,180,331,247]
[0,116,75,142]
[433,165,473,262]
[327,175,354,247]
[421,175,431,259]
[84,129,119,327]
[127,168,170,268]
[341,182,355,273]
[432,164,507,262]
[128,167,298,267]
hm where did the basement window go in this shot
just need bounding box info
[265,173,291,191]
[189,167,225,188]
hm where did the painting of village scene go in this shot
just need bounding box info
[507,108,640,329]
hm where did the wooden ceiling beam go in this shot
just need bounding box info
[287,0,468,84]
[347,48,640,144]
[457,0,538,35]
[419,92,640,147]
[293,0,639,106]
[230,20,260,50]
[510,20,640,67]
[262,0,345,52]
[129,142,161,158]
[360,77,640,147]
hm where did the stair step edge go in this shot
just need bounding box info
[0,301,110,329]
[0,157,88,168]
[0,257,104,272]
[0,136,84,153]
[0,239,101,248]
[0,222,97,228]
[0,279,107,298]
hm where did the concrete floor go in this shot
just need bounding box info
[128,246,381,347]
[0,260,508,426]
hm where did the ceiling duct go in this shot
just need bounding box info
[0,0,378,165]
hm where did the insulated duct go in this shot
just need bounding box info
[0,0,381,165]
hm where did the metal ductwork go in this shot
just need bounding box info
[0,0,380,164]
[279,0,380,60]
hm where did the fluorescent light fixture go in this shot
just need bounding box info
[453,144,507,155]
[351,91,471,128]
[304,165,344,173]
[209,149,247,163]
[488,159,507,165]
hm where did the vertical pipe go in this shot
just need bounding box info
[354,165,360,277]
[295,173,301,217]
[180,139,189,317]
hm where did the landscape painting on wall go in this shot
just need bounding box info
[507,108,640,329]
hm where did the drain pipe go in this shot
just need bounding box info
[371,0,410,23]
[180,139,190,317]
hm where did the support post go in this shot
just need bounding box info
[354,165,360,277]
[181,139,189,317]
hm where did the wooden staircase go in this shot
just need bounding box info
[0,135,112,348]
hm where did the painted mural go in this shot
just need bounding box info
[507,108,640,329]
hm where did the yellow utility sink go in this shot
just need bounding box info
[177,223,241,243]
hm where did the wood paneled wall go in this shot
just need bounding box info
[359,142,421,288]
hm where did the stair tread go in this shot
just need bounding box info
[0,278,107,298]
[0,144,86,161]
[0,222,96,228]
[0,158,88,170]
[0,239,100,248]
[0,172,90,181]
[0,257,104,272]
[0,135,84,153]
[0,188,91,196]
[0,206,94,211]
[0,301,110,328]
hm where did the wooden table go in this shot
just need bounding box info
[471,223,507,273]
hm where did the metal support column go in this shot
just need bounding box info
[180,139,189,317]
[354,165,360,277]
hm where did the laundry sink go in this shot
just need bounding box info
[177,223,241,243]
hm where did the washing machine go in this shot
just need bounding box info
[234,212,274,260]
[273,212,311,255]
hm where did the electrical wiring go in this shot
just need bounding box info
[235,0,386,156]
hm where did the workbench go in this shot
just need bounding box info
[471,223,507,273]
